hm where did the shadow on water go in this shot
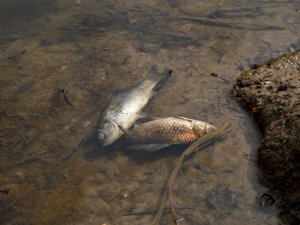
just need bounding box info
[0,0,58,37]
[81,131,185,164]
[1,0,300,224]
[0,0,57,21]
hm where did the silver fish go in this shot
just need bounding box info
[122,117,216,151]
[98,66,172,146]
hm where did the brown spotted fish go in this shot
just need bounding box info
[123,117,216,151]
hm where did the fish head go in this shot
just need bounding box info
[98,120,122,146]
[193,120,216,136]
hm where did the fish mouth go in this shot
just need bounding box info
[98,120,121,146]
[99,135,112,146]
[101,136,118,147]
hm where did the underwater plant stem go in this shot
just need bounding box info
[150,122,231,225]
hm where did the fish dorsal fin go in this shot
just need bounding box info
[173,116,194,122]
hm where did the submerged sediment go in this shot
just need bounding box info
[233,51,300,224]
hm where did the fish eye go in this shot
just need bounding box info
[98,132,105,140]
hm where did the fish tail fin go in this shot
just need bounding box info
[147,65,173,90]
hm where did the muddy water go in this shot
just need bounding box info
[0,0,299,224]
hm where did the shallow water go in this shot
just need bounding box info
[0,0,299,224]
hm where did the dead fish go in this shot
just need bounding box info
[123,117,216,151]
[98,66,172,146]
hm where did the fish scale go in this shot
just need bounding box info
[123,117,215,147]
[98,66,171,146]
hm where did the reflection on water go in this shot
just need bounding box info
[0,0,299,224]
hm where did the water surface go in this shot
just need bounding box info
[1,0,300,224]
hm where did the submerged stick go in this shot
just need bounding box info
[150,122,231,225]
[2,188,39,212]
[171,16,284,31]
[9,150,50,168]
[122,205,198,216]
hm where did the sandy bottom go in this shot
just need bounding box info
[1,0,299,224]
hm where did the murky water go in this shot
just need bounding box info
[1,0,299,224]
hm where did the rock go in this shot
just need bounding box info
[232,51,300,225]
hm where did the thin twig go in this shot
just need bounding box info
[75,3,98,10]
[122,206,198,216]
[125,25,146,33]
[209,73,230,83]
[2,188,39,212]
[171,16,284,30]
[7,49,26,60]
[62,147,82,161]
[150,122,231,225]
[169,185,179,224]
[9,150,50,168]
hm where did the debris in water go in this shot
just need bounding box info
[150,122,231,225]
[260,193,276,207]
[0,185,10,194]
[98,66,172,146]
[123,117,216,152]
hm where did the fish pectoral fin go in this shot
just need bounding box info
[117,125,129,134]
[138,112,153,119]
[126,144,171,152]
